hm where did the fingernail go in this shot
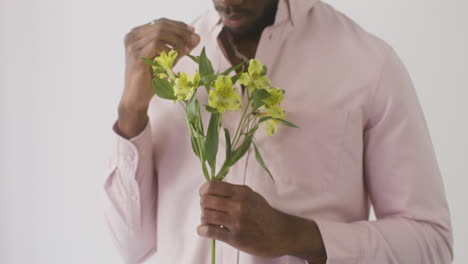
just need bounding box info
[187,25,195,32]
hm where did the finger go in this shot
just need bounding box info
[138,40,170,58]
[155,19,198,50]
[156,22,199,53]
[201,209,232,230]
[200,195,237,214]
[133,18,194,45]
[157,29,191,54]
[197,224,231,242]
[138,28,198,59]
[199,180,238,198]
[130,18,199,58]
[134,18,194,36]
[160,18,195,33]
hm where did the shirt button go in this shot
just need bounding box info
[130,195,137,201]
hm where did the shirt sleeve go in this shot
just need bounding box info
[102,120,157,264]
[313,47,454,264]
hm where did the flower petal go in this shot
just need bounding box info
[248,59,264,76]
[265,119,277,136]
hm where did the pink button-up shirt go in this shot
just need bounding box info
[103,0,453,263]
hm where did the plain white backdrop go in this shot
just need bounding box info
[1,0,467,263]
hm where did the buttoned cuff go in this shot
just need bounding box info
[107,120,153,178]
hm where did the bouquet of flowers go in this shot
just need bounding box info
[141,47,297,263]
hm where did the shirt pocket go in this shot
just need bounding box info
[256,107,350,193]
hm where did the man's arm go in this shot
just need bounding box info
[103,120,158,264]
[197,46,453,263]
[103,17,200,263]
[296,47,453,264]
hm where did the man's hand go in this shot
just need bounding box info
[117,18,200,139]
[198,180,327,263]
[198,180,292,258]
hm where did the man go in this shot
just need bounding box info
[103,0,454,263]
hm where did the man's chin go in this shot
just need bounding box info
[224,25,247,35]
[223,23,261,39]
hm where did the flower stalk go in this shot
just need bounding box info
[141,48,298,264]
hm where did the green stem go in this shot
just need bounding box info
[231,89,252,149]
[211,238,216,264]
[232,99,252,149]
[211,165,216,180]
[201,161,210,181]
[232,114,253,149]
[183,103,209,180]
[197,98,205,135]
[248,116,259,132]
[215,162,230,180]
[244,115,254,133]
[197,130,209,180]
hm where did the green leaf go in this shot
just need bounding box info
[259,116,299,128]
[252,88,271,100]
[205,113,220,168]
[251,89,271,110]
[258,116,274,123]
[152,78,176,100]
[189,122,203,139]
[222,62,244,76]
[252,100,264,111]
[199,47,215,77]
[229,133,253,166]
[204,105,218,113]
[201,162,210,181]
[201,73,219,87]
[186,95,199,122]
[190,135,200,158]
[187,54,200,64]
[253,142,275,183]
[140,57,158,67]
[185,118,201,159]
[224,128,232,163]
[274,118,300,128]
[231,72,243,85]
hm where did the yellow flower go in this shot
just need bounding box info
[174,72,200,101]
[154,72,169,79]
[153,50,178,72]
[262,87,284,107]
[265,105,285,119]
[248,59,265,76]
[238,59,270,93]
[208,76,242,113]
[263,105,285,136]
[264,120,278,136]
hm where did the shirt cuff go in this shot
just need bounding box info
[313,219,367,264]
[107,120,153,176]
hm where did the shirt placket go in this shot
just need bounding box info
[211,21,293,264]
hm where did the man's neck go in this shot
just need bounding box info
[219,28,259,69]
[218,0,279,71]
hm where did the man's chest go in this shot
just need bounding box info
[166,23,377,205]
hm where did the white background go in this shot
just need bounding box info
[1,0,467,263]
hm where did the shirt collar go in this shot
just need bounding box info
[208,0,320,32]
